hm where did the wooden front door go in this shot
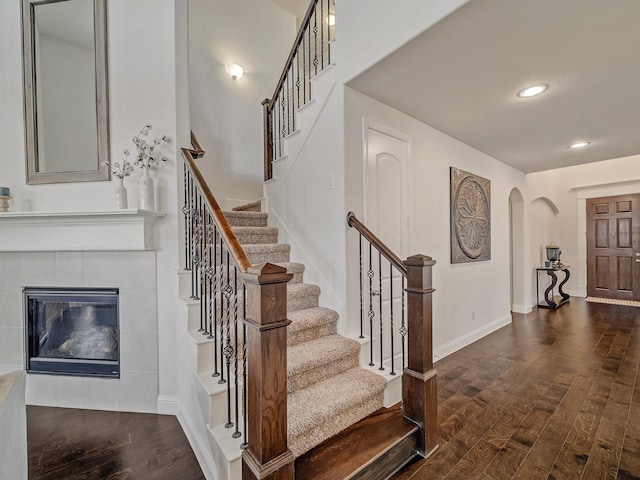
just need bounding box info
[587,194,640,300]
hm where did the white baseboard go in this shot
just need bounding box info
[511,304,532,314]
[157,395,177,415]
[434,315,512,361]
[177,406,218,480]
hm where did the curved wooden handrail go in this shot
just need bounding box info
[264,0,320,112]
[347,212,408,277]
[182,134,251,272]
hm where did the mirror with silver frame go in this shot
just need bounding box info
[22,0,109,184]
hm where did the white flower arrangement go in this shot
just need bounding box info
[101,152,134,179]
[131,124,170,170]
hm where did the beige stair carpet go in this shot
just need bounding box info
[224,209,386,457]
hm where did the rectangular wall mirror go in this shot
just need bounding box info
[22,0,110,184]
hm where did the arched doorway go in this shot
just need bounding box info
[509,188,526,312]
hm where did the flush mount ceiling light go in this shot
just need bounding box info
[225,63,244,80]
[517,84,548,98]
[569,141,591,149]
[326,13,336,26]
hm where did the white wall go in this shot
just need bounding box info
[188,0,296,209]
[264,70,348,321]
[336,0,469,83]
[526,154,640,298]
[345,88,527,358]
[0,0,189,413]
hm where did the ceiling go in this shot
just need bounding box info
[347,0,640,173]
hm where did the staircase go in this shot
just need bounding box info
[218,208,386,458]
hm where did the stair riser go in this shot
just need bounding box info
[350,435,418,480]
[246,250,290,264]
[208,381,243,428]
[288,291,320,311]
[234,231,278,244]
[223,213,267,227]
[288,355,359,394]
[288,323,337,346]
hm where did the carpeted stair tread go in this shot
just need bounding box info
[232,226,279,244]
[223,210,268,227]
[243,243,290,263]
[287,283,321,311]
[288,367,387,456]
[287,307,338,345]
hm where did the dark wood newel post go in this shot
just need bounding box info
[403,254,439,457]
[242,263,294,480]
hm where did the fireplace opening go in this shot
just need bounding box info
[24,287,120,378]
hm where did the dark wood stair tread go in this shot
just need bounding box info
[295,403,419,480]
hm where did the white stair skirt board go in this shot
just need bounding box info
[585,297,640,307]
[177,408,217,480]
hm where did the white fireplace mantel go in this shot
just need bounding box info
[0,209,165,252]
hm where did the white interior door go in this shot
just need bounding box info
[364,126,411,257]
[363,124,411,371]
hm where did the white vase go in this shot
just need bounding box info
[138,167,154,210]
[115,177,128,210]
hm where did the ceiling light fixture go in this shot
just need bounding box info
[225,63,244,80]
[326,14,336,26]
[517,84,548,98]
[569,141,590,149]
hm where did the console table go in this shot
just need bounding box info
[536,266,571,309]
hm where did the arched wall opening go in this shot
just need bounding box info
[509,188,526,313]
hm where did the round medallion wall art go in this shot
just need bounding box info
[450,167,491,263]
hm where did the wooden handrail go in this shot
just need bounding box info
[264,0,320,113]
[182,134,252,272]
[347,212,408,277]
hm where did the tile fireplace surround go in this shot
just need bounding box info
[0,210,162,413]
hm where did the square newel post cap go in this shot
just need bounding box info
[404,254,437,268]
[243,263,293,285]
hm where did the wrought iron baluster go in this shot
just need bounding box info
[389,262,395,375]
[368,244,374,367]
[200,209,208,335]
[182,166,190,271]
[313,8,318,76]
[218,234,226,384]
[232,269,241,439]
[327,0,332,65]
[241,283,248,449]
[211,227,220,377]
[378,251,384,371]
[401,275,407,370]
[223,250,233,428]
[359,233,364,339]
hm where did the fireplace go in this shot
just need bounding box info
[24,287,120,378]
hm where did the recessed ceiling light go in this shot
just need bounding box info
[517,84,548,98]
[569,141,590,149]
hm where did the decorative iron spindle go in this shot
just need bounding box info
[389,262,395,375]
[378,252,384,371]
[182,145,251,451]
[359,233,364,339]
[368,244,374,367]
[401,275,407,370]
[241,282,248,449]
[232,271,241,439]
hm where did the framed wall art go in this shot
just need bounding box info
[450,167,491,263]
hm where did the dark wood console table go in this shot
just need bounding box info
[536,266,570,309]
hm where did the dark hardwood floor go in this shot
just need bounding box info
[393,298,640,480]
[27,406,205,479]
